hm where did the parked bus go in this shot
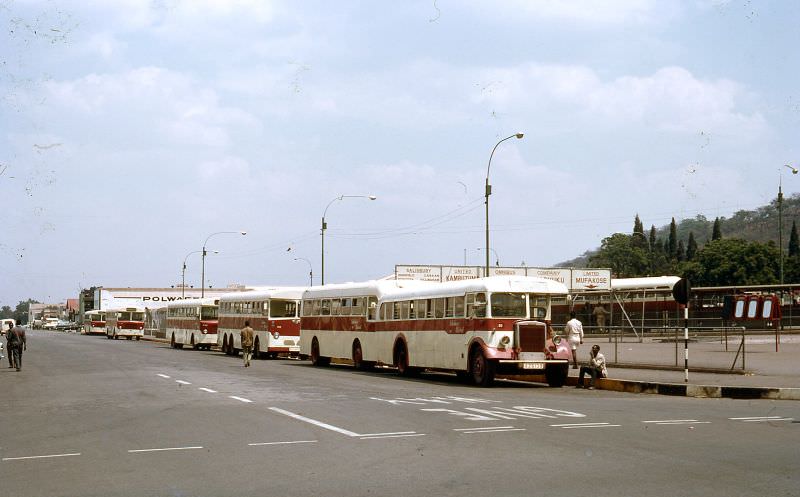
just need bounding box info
[82,310,106,335]
[299,275,572,387]
[217,288,304,358]
[166,298,219,350]
[105,307,145,340]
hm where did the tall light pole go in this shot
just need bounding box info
[183,249,217,298]
[476,247,500,267]
[485,133,524,276]
[294,257,313,286]
[321,194,376,285]
[779,164,798,285]
[201,231,247,297]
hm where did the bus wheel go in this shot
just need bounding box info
[470,347,495,387]
[170,334,176,348]
[253,340,261,360]
[310,337,330,367]
[191,335,199,350]
[221,334,228,354]
[395,340,419,377]
[352,340,372,371]
[545,363,568,388]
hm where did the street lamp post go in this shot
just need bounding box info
[485,133,524,276]
[201,231,247,297]
[183,249,217,298]
[321,194,376,285]
[779,164,798,285]
[294,257,313,286]
[476,247,500,268]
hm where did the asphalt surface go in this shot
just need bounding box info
[2,330,798,497]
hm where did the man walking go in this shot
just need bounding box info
[7,323,27,371]
[576,344,607,390]
[564,311,584,369]
[240,320,254,368]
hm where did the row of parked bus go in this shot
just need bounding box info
[82,275,576,387]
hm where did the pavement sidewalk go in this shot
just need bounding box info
[565,335,800,400]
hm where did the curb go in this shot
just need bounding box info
[580,377,800,401]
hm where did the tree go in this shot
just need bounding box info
[789,221,799,258]
[13,299,40,325]
[668,217,678,259]
[632,215,647,250]
[686,232,698,261]
[0,306,13,319]
[676,240,686,262]
[712,217,722,241]
[690,239,779,286]
[588,233,649,277]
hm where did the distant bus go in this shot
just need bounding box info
[299,276,572,386]
[105,307,145,340]
[217,288,304,358]
[166,298,219,350]
[82,310,106,335]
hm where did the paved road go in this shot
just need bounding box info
[2,331,798,497]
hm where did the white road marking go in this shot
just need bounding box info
[643,419,711,425]
[730,416,794,422]
[229,396,253,403]
[128,446,203,453]
[453,426,515,431]
[460,428,526,434]
[2,452,81,461]
[175,380,191,385]
[269,407,360,437]
[551,422,620,429]
[249,440,318,446]
[359,433,426,440]
[198,387,217,393]
[156,374,171,379]
[358,431,417,437]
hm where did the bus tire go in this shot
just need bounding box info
[310,337,329,367]
[352,340,373,371]
[191,335,199,350]
[253,339,261,360]
[170,334,176,348]
[545,363,568,388]
[470,346,495,387]
[394,340,419,376]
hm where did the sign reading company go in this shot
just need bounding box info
[527,268,571,286]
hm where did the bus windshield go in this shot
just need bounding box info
[201,306,218,320]
[490,293,527,318]
[270,299,298,318]
[120,312,144,321]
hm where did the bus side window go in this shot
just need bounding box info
[762,299,772,319]
[434,298,445,319]
[444,298,454,318]
[734,299,744,319]
[454,296,465,317]
[321,299,331,316]
[367,298,378,320]
[415,300,427,319]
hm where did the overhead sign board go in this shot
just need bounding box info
[394,265,611,291]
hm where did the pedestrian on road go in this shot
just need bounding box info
[564,311,584,369]
[7,323,27,371]
[5,322,14,368]
[593,303,610,333]
[576,344,607,390]
[240,320,254,368]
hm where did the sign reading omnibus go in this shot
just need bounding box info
[299,275,572,386]
[82,310,106,335]
[217,288,304,359]
[166,298,219,350]
[105,307,145,340]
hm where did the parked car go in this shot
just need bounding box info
[1,318,15,335]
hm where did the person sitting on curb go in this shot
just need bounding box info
[576,344,607,390]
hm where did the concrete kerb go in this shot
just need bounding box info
[566,376,800,401]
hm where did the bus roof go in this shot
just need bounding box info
[219,286,306,302]
[303,276,568,300]
[302,279,434,300]
[165,297,219,309]
[610,276,681,291]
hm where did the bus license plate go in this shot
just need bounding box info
[522,363,545,370]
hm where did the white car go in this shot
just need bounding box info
[1,318,15,335]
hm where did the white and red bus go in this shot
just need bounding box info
[82,310,106,335]
[166,298,219,350]
[105,307,146,340]
[217,288,304,358]
[299,275,572,386]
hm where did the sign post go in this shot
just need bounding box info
[672,278,691,383]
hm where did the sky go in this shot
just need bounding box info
[1,0,799,306]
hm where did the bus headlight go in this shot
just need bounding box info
[499,335,510,348]
[272,331,280,339]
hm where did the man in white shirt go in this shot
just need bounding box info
[576,344,607,390]
[564,311,583,369]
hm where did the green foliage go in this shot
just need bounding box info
[668,218,678,258]
[686,232,698,261]
[587,233,649,277]
[0,306,13,319]
[689,239,779,286]
[712,217,722,241]
[789,221,799,258]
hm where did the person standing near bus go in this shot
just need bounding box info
[240,320,254,368]
[593,303,610,333]
[564,311,583,369]
[7,323,26,371]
